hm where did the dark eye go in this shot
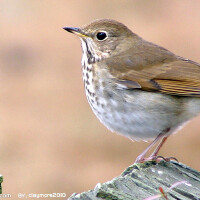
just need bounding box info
[96,32,107,41]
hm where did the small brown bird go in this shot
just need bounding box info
[63,19,200,163]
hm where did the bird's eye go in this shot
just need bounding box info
[96,32,107,41]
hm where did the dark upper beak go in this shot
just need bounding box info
[63,27,87,37]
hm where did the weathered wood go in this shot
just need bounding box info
[69,161,200,200]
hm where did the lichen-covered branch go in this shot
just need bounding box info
[0,175,3,194]
[69,161,200,200]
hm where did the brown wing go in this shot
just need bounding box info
[106,54,200,96]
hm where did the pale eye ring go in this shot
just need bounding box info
[96,31,108,41]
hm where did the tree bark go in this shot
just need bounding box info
[69,161,200,200]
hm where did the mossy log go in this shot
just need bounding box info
[69,161,200,200]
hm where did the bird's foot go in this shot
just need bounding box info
[135,155,178,163]
[155,156,178,162]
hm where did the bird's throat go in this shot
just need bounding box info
[80,39,99,64]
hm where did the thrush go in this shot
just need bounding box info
[63,19,200,163]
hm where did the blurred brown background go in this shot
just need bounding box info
[0,0,200,198]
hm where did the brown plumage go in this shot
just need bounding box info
[64,19,200,163]
[105,40,200,96]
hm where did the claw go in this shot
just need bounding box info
[135,155,179,163]
[148,156,178,162]
[157,156,179,162]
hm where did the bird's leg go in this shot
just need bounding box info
[135,131,167,163]
[150,136,179,162]
[149,136,168,158]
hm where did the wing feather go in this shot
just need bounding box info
[106,52,200,97]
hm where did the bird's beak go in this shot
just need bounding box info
[63,27,88,38]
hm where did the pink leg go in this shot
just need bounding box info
[149,136,168,158]
[135,131,167,163]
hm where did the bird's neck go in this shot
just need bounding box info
[80,38,109,65]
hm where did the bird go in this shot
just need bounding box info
[63,19,200,163]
